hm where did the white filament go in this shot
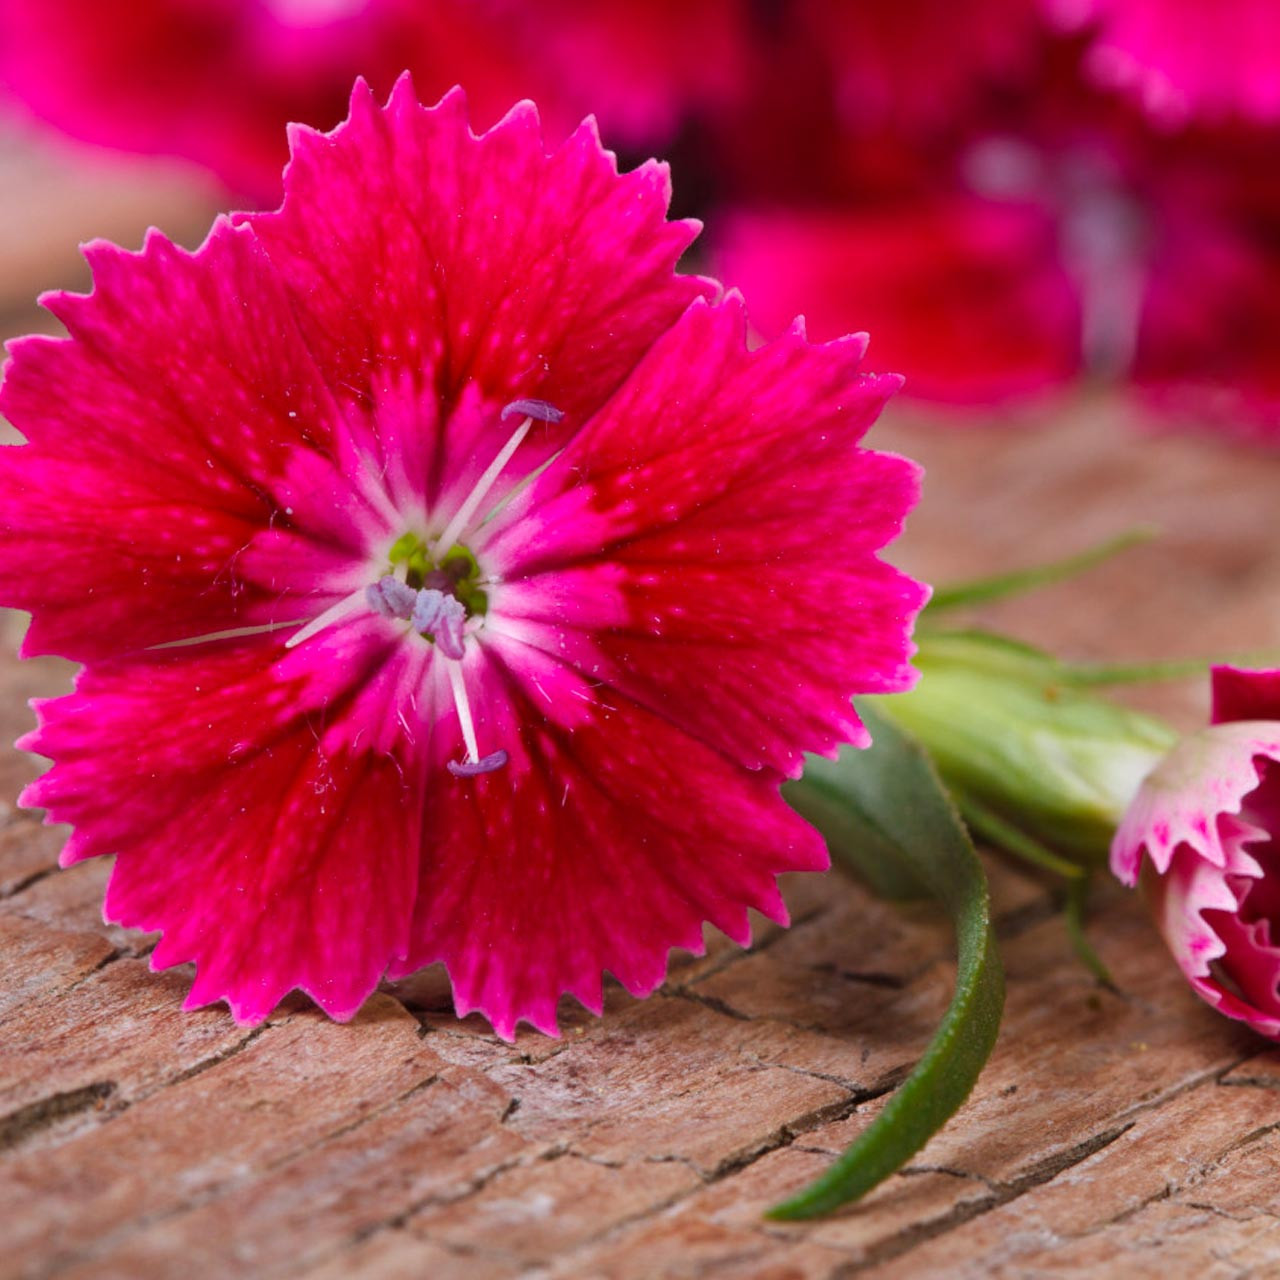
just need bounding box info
[433,415,532,559]
[446,658,480,764]
[285,587,367,650]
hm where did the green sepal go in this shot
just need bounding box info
[772,702,1005,1219]
[876,630,1177,864]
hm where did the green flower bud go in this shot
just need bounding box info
[877,632,1178,863]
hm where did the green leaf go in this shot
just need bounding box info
[925,525,1157,614]
[784,766,927,903]
[772,703,1005,1219]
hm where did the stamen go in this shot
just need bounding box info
[434,399,563,557]
[285,587,366,649]
[411,588,443,634]
[447,750,509,777]
[412,589,467,659]
[501,398,565,424]
[445,658,482,764]
[441,632,507,774]
[366,575,417,620]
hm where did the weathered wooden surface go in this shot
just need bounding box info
[4,129,1280,1280]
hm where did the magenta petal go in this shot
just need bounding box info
[122,739,422,1025]
[1146,839,1280,1039]
[22,629,427,1023]
[0,220,375,660]
[1143,836,1280,1039]
[1111,723,1280,883]
[481,296,927,777]
[390,652,826,1040]
[243,78,714,515]
[1115,705,1280,1041]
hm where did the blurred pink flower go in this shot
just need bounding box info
[1112,666,1280,1038]
[714,84,1280,432]
[497,0,755,147]
[8,0,1273,431]
[0,0,547,198]
[718,196,1082,407]
[795,0,1046,136]
[0,79,927,1038]
[0,0,759,196]
[1044,0,1280,126]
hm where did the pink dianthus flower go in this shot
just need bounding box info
[1045,0,1280,127]
[1112,666,1280,1039]
[0,79,926,1038]
[493,0,756,148]
[794,0,1046,137]
[718,195,1082,408]
[0,0,551,199]
[716,100,1280,433]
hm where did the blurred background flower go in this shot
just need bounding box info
[0,0,1278,435]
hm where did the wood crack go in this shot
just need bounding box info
[44,1068,451,1277]
[302,1144,564,1272]
[0,863,58,900]
[755,1058,912,1103]
[831,1123,1135,1275]
[0,1080,117,1154]
[161,1023,268,1090]
[0,1021,268,1164]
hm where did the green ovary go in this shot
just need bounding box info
[387,532,488,617]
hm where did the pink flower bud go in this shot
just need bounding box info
[1112,666,1280,1037]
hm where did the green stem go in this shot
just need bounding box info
[1063,878,1115,988]
[953,793,1085,881]
[1059,650,1280,686]
[926,526,1158,613]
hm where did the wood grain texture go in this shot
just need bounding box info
[1,404,1278,1279]
[3,127,1280,1277]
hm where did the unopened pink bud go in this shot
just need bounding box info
[1112,666,1280,1038]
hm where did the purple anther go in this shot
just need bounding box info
[410,586,445,634]
[366,575,417,620]
[412,588,467,659]
[433,595,468,659]
[448,749,509,777]
[501,398,564,424]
